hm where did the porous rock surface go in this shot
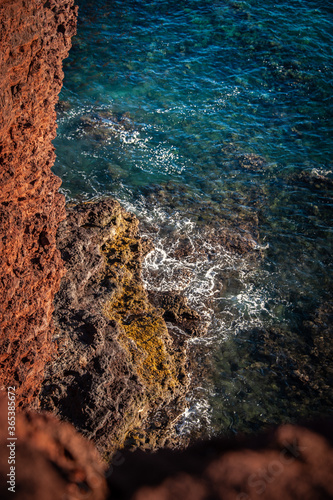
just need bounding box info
[0,0,77,408]
[40,199,205,458]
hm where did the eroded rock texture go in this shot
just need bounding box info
[40,199,205,458]
[0,0,77,407]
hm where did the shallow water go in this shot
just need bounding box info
[54,0,333,436]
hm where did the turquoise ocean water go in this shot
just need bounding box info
[54,0,333,437]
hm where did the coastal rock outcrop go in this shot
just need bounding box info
[1,2,332,500]
[39,199,205,457]
[0,0,77,408]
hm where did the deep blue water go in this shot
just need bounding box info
[54,0,333,436]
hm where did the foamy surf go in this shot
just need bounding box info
[116,196,279,437]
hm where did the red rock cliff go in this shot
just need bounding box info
[0,0,77,408]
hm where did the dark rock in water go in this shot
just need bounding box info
[107,162,130,181]
[232,301,333,423]
[148,291,206,337]
[39,198,203,458]
[141,182,262,258]
[237,153,268,171]
[291,169,333,190]
[218,145,269,172]
[55,99,72,114]
[79,110,136,143]
[300,301,333,399]
[141,237,155,257]
[199,220,260,256]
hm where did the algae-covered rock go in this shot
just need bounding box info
[39,198,201,458]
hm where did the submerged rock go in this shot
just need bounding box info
[218,145,269,173]
[39,198,204,458]
[290,169,333,190]
[236,152,268,171]
[141,181,261,258]
[55,99,72,114]
[79,110,136,143]
[218,301,333,427]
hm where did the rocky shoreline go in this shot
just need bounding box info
[39,198,206,457]
[0,1,332,499]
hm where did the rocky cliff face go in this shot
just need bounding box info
[0,0,77,407]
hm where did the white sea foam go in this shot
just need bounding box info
[57,103,188,177]
[118,196,281,436]
[176,390,212,437]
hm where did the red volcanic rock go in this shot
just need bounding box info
[0,0,77,408]
[0,396,108,500]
